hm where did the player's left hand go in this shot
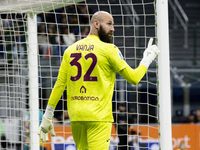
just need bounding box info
[144,38,160,61]
[140,38,160,68]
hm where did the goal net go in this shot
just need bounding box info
[0,0,163,149]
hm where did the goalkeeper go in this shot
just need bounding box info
[38,11,160,150]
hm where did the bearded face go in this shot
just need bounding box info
[98,25,113,43]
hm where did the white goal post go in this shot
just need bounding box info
[28,13,40,149]
[157,0,172,149]
[0,0,172,149]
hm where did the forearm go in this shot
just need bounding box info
[38,69,67,142]
[47,51,68,108]
[47,71,67,108]
[118,65,147,85]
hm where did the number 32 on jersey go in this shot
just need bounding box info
[70,53,97,82]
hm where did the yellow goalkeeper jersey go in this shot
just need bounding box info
[48,35,129,122]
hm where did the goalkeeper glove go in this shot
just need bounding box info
[38,105,56,142]
[140,38,160,68]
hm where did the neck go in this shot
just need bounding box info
[89,30,98,37]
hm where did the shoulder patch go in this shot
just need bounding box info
[118,52,123,60]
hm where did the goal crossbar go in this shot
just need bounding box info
[0,0,84,13]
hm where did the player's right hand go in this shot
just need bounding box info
[140,38,160,68]
[38,115,55,142]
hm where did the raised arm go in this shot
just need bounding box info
[119,38,160,85]
[118,65,147,85]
